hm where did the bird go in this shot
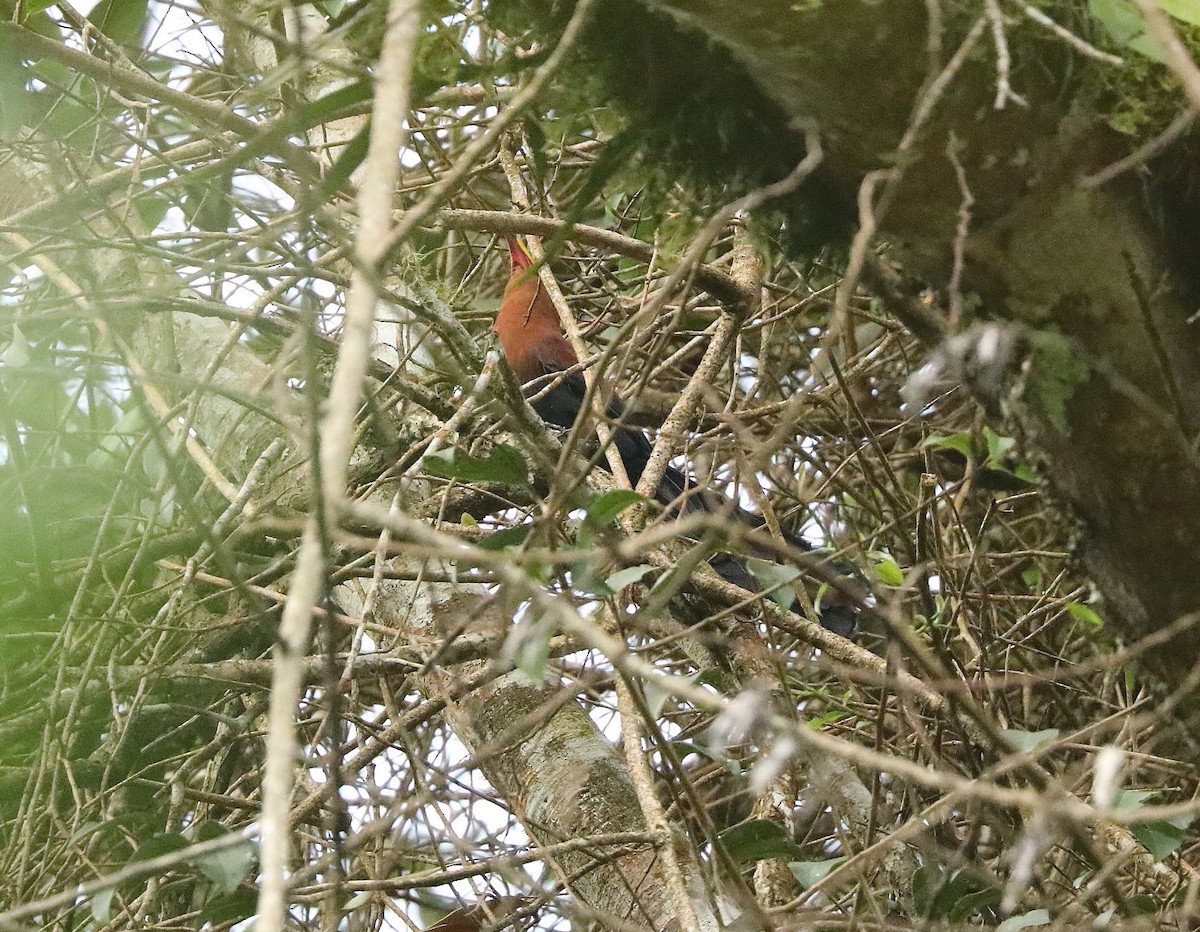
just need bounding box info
[492,235,858,636]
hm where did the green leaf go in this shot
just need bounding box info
[948,885,1003,922]
[14,0,61,13]
[296,80,372,128]
[583,489,644,526]
[525,118,549,180]
[570,557,612,597]
[717,819,805,864]
[694,667,728,690]
[3,325,30,368]
[603,191,625,226]
[1088,0,1166,60]
[789,857,845,888]
[1124,894,1160,916]
[1131,819,1187,860]
[872,554,904,587]
[130,833,190,862]
[1066,601,1104,627]
[605,564,656,590]
[745,559,801,608]
[1114,788,1156,809]
[1114,789,1192,859]
[0,29,30,139]
[477,524,531,551]
[982,426,1015,466]
[913,865,1001,920]
[89,0,149,44]
[1158,0,1200,26]
[644,678,669,718]
[321,122,370,197]
[509,612,554,681]
[91,887,114,923]
[424,444,526,485]
[197,889,258,927]
[190,824,256,895]
[1001,728,1060,752]
[133,193,172,232]
[922,431,973,458]
[995,908,1051,932]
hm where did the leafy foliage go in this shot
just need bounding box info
[0,2,1197,931]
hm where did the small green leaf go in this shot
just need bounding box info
[197,889,258,927]
[948,885,1002,922]
[717,819,805,864]
[1158,0,1200,26]
[507,612,554,681]
[1114,789,1192,859]
[134,193,172,232]
[872,554,904,587]
[922,431,973,458]
[1088,0,1166,59]
[525,118,549,180]
[789,857,845,888]
[91,887,114,923]
[1131,819,1188,860]
[321,122,369,196]
[1114,788,1156,809]
[605,564,656,590]
[1066,601,1104,627]
[584,489,644,526]
[297,81,367,125]
[190,824,256,895]
[1002,728,1060,752]
[995,908,1051,932]
[424,444,526,485]
[16,0,62,14]
[982,426,1016,465]
[745,559,801,608]
[89,0,149,44]
[131,833,190,862]
[0,30,30,139]
[3,325,30,368]
[644,679,669,718]
[570,558,612,597]
[477,525,531,551]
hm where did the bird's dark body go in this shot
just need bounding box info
[493,237,856,636]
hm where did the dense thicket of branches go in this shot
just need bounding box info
[1,2,1199,931]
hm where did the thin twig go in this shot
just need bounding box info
[1080,106,1197,188]
[1013,0,1126,65]
[616,680,704,932]
[256,2,421,929]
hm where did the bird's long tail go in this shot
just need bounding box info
[603,400,858,636]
